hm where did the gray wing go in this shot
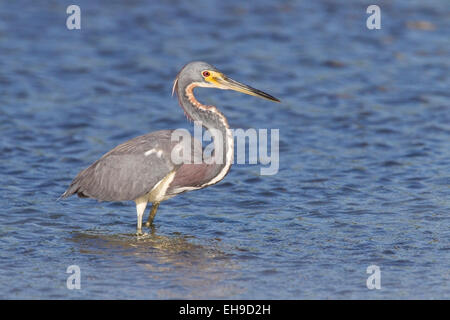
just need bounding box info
[62,130,179,201]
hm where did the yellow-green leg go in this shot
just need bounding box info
[145,202,160,227]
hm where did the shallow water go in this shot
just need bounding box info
[0,0,449,299]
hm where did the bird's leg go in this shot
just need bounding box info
[135,197,148,236]
[145,202,160,227]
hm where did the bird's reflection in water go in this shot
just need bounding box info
[70,227,245,298]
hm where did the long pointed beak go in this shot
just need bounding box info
[215,76,280,103]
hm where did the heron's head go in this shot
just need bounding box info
[173,61,280,103]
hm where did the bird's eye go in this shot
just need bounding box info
[202,71,210,77]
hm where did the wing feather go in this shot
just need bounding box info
[62,130,179,201]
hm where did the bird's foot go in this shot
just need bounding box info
[136,229,148,237]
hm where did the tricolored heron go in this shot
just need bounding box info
[61,61,279,235]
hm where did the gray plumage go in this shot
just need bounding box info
[62,130,179,201]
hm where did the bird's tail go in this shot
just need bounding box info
[57,189,73,201]
[57,180,80,201]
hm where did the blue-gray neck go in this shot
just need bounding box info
[175,80,233,182]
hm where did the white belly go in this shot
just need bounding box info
[147,171,176,203]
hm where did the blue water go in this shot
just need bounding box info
[0,0,449,299]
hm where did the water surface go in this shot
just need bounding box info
[0,0,449,299]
